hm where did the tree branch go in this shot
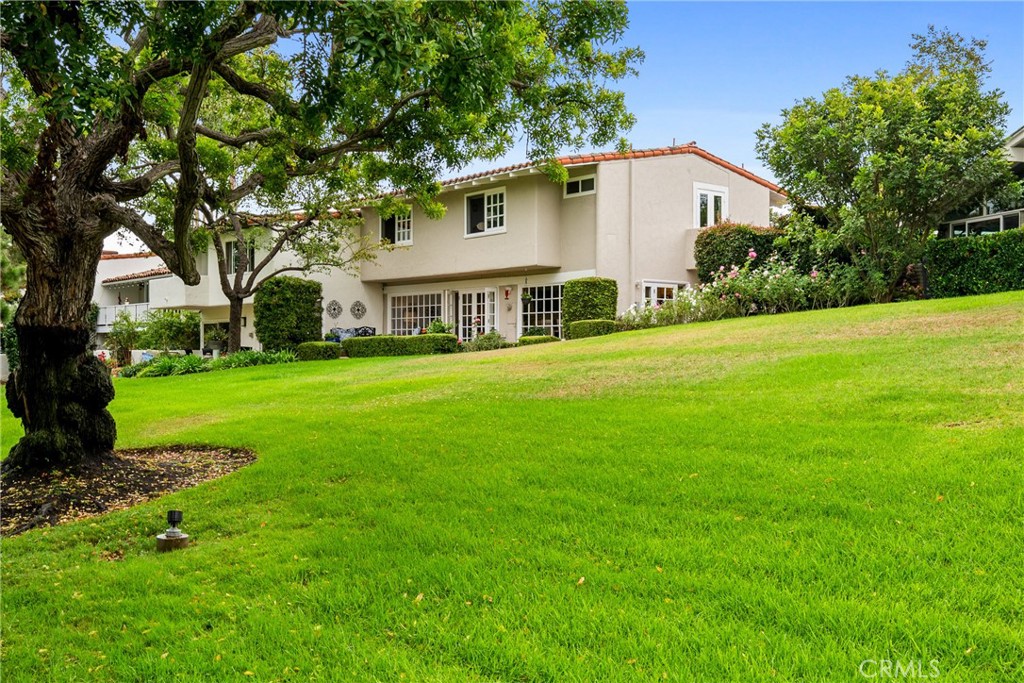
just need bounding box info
[243,215,314,291]
[196,125,277,148]
[170,58,215,286]
[212,63,301,119]
[94,160,181,200]
[91,196,200,285]
[296,88,433,161]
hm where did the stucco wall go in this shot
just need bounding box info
[361,174,562,282]
[596,154,774,305]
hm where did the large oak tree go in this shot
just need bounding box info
[755,27,1019,302]
[0,0,641,472]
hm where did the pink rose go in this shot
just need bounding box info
[748,250,757,260]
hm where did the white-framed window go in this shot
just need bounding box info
[389,293,443,336]
[642,281,678,307]
[564,175,596,198]
[694,183,728,228]
[225,241,256,273]
[459,289,497,339]
[466,187,506,236]
[381,210,413,245]
[520,284,563,338]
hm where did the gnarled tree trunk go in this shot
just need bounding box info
[227,295,245,353]
[4,234,116,472]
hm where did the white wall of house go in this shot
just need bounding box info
[594,153,776,313]
[93,146,781,347]
[360,173,563,284]
[309,270,385,336]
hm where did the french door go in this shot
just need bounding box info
[458,289,496,340]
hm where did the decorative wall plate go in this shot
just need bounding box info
[326,299,343,319]
[350,300,367,319]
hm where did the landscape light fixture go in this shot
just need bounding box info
[156,509,190,552]
[166,510,184,536]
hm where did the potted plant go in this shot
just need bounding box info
[204,326,228,354]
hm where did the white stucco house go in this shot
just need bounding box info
[93,144,785,348]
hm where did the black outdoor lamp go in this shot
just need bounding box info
[166,510,184,536]
[157,509,190,552]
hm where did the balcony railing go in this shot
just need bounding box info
[96,303,150,331]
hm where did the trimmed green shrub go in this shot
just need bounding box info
[518,335,559,346]
[568,319,618,339]
[135,354,209,378]
[694,222,785,283]
[207,350,297,370]
[426,319,454,334]
[254,277,323,352]
[342,334,457,358]
[296,341,345,361]
[461,330,513,352]
[926,229,1024,298]
[122,349,297,378]
[563,277,617,338]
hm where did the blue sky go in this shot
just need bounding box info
[464,1,1024,183]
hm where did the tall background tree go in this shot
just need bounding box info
[0,0,642,473]
[132,49,391,352]
[756,26,1020,302]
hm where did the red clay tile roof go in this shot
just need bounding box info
[441,144,784,194]
[100,251,156,260]
[102,267,171,284]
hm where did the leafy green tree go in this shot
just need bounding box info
[0,1,641,471]
[134,50,391,353]
[0,227,26,327]
[756,27,1019,302]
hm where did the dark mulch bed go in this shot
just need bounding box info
[1,446,256,537]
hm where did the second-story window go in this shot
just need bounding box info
[564,175,596,197]
[381,210,413,245]
[694,183,728,228]
[466,187,506,236]
[225,241,255,273]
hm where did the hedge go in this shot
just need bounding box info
[253,277,323,353]
[694,222,784,283]
[568,319,618,339]
[342,334,457,357]
[296,341,345,361]
[925,229,1024,298]
[563,277,617,338]
[517,335,560,346]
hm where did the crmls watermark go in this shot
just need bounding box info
[858,659,940,679]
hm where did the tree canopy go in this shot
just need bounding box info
[0,0,642,471]
[755,26,1019,301]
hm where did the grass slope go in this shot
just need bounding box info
[2,293,1022,682]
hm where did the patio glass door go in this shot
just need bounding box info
[458,289,496,340]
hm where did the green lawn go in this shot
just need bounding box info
[2,293,1023,682]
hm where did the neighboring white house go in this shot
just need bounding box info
[937,124,1024,238]
[94,144,785,346]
